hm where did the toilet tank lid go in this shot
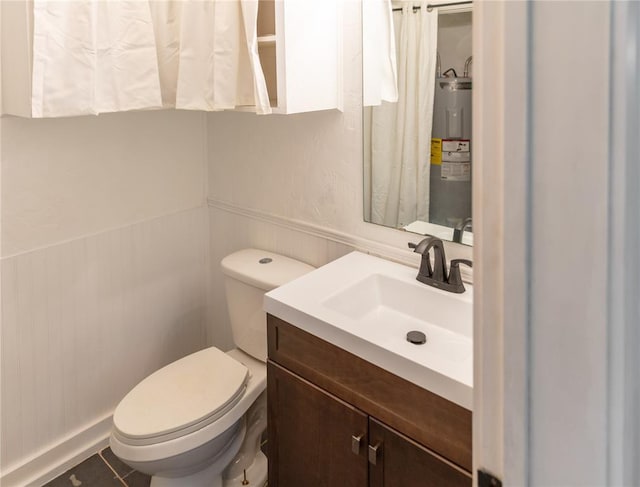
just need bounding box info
[221,249,315,291]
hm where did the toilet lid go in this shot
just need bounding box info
[113,347,249,441]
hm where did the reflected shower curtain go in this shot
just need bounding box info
[368,2,438,228]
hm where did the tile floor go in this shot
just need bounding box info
[44,439,268,486]
[43,448,150,487]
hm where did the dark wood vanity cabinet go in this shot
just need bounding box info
[267,315,472,487]
[268,362,368,486]
[368,419,470,487]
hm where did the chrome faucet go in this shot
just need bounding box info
[408,236,472,293]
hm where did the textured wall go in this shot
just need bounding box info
[1,110,207,257]
[438,12,473,77]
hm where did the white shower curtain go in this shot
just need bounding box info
[32,0,163,117]
[176,0,272,114]
[31,0,272,117]
[369,1,438,228]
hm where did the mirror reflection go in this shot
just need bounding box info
[363,1,473,245]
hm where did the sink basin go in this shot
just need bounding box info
[264,251,473,409]
[323,273,471,364]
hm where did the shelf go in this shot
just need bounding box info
[233,101,281,114]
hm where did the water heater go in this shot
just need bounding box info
[429,77,472,228]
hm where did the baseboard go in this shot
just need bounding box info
[0,414,113,487]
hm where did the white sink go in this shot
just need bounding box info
[264,251,473,409]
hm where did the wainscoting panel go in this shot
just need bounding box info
[1,207,208,486]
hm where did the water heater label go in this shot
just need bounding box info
[442,162,471,181]
[442,140,470,152]
[442,151,471,162]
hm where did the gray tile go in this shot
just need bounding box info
[100,447,134,478]
[44,454,122,487]
[122,470,151,487]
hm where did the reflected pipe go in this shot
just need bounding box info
[463,56,473,78]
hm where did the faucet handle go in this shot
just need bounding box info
[451,258,473,268]
[447,259,473,293]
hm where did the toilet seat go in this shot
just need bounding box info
[113,347,249,446]
[110,348,267,466]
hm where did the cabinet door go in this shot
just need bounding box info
[267,361,368,487]
[275,0,342,113]
[369,418,472,487]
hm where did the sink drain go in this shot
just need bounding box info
[406,330,427,345]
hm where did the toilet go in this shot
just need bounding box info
[109,249,314,487]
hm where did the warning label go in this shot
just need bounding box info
[430,138,442,165]
[442,162,471,181]
[440,139,470,181]
[442,140,470,152]
[442,151,471,162]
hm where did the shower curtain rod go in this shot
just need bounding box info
[392,1,472,12]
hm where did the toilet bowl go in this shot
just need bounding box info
[109,249,314,487]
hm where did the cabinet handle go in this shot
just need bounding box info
[368,442,382,465]
[351,434,363,455]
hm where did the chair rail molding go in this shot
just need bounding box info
[207,197,473,283]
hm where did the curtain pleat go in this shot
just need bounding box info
[173,0,272,112]
[148,1,184,108]
[239,0,272,115]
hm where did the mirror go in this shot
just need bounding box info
[363,2,473,245]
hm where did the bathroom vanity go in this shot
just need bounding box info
[264,251,473,486]
[267,316,471,486]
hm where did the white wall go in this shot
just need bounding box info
[206,1,472,349]
[0,111,209,486]
[438,11,472,77]
[2,111,207,257]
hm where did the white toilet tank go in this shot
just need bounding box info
[221,249,314,362]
